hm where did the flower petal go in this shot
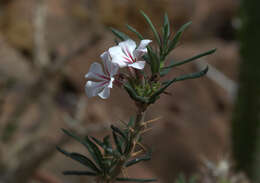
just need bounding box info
[133,39,152,59]
[85,80,107,98]
[101,51,119,77]
[109,45,129,68]
[85,62,106,81]
[98,86,110,99]
[128,61,146,70]
[119,39,136,54]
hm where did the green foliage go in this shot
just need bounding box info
[58,126,155,182]
[110,12,214,106]
[162,48,216,70]
[110,27,129,41]
[58,11,216,183]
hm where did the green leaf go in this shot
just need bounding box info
[110,27,129,41]
[149,66,208,104]
[167,21,192,54]
[160,60,175,77]
[63,170,97,176]
[148,78,177,104]
[61,129,90,149]
[126,24,144,40]
[112,131,123,155]
[173,66,208,82]
[124,83,149,103]
[162,48,216,70]
[140,10,161,46]
[125,152,151,167]
[163,13,170,38]
[85,136,105,171]
[148,48,160,74]
[90,136,104,147]
[111,125,127,140]
[91,136,114,155]
[116,177,157,182]
[103,135,112,149]
[162,13,170,49]
[127,116,135,127]
[57,147,101,173]
[62,129,104,170]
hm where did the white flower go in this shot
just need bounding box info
[108,39,152,70]
[85,51,119,99]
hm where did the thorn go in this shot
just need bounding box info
[129,127,135,133]
[131,149,143,157]
[122,168,129,178]
[137,142,147,152]
[140,127,153,135]
[119,120,128,127]
[141,117,162,126]
[163,91,172,96]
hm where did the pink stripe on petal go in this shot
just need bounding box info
[123,56,134,64]
[125,47,135,62]
[97,80,109,87]
[94,72,110,80]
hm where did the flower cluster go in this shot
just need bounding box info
[85,39,152,99]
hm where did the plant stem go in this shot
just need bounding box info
[108,106,147,183]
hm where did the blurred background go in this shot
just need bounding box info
[0,0,258,183]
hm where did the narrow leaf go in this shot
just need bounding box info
[91,136,114,155]
[148,78,177,104]
[57,147,100,173]
[126,24,144,40]
[63,170,97,176]
[61,129,103,170]
[173,66,208,82]
[110,27,129,41]
[167,21,192,54]
[163,13,170,38]
[163,48,216,70]
[116,177,157,182]
[124,83,149,103]
[90,136,104,147]
[148,48,160,74]
[127,116,135,127]
[113,131,123,155]
[140,10,161,45]
[61,129,90,150]
[103,135,112,149]
[85,136,105,171]
[125,153,151,167]
[160,60,175,77]
[111,125,127,140]
[162,13,170,49]
[151,66,208,103]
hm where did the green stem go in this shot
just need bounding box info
[108,107,147,183]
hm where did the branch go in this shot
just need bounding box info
[33,0,50,68]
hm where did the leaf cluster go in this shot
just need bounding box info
[57,120,156,182]
[110,11,216,106]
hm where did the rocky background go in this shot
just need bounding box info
[0,0,242,183]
